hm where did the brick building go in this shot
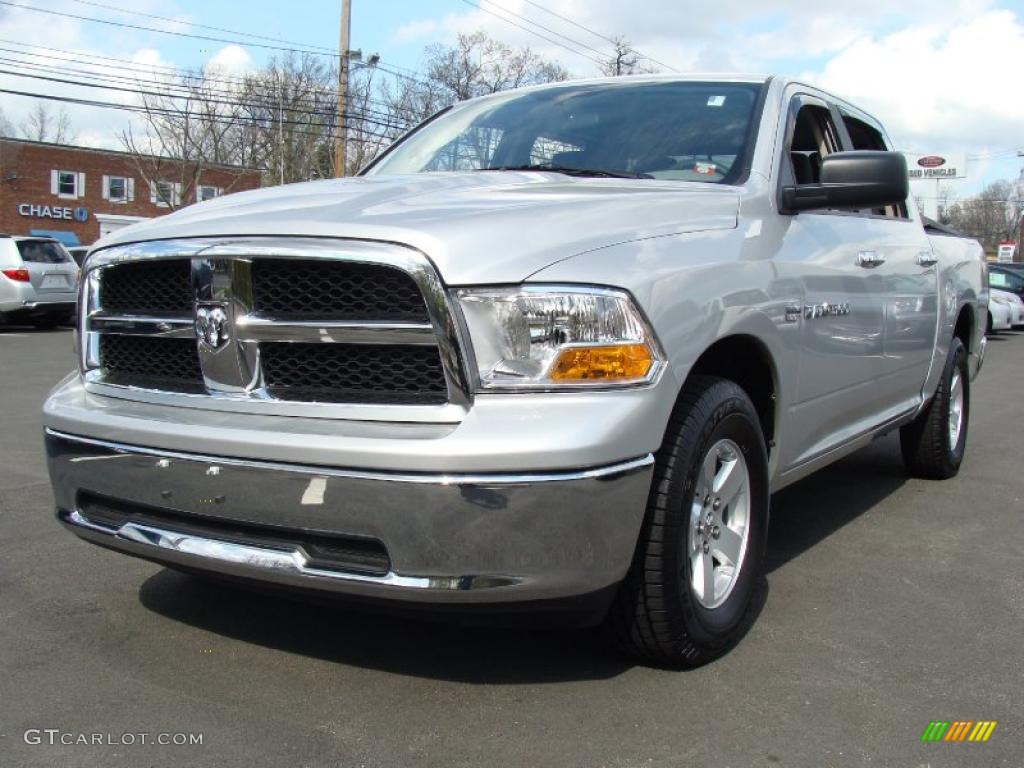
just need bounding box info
[0,138,262,246]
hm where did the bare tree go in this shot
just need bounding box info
[944,179,1024,254]
[21,103,76,143]
[351,32,568,173]
[118,33,569,189]
[600,37,660,77]
[420,31,569,104]
[240,52,342,182]
[120,67,253,210]
[0,105,13,136]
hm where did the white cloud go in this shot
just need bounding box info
[392,19,440,45]
[808,10,1024,151]
[206,44,256,77]
[0,0,254,150]
[395,0,1022,190]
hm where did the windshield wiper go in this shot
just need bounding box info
[481,164,653,179]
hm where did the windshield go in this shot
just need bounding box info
[366,80,764,183]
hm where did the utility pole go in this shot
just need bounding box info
[278,73,284,185]
[334,0,352,178]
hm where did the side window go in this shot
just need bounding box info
[788,104,841,186]
[842,113,909,220]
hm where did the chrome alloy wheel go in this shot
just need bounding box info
[948,370,964,448]
[689,438,751,609]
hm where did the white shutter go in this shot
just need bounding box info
[50,170,59,195]
[150,182,158,205]
[127,177,135,202]
[101,175,110,200]
[173,182,182,207]
[77,172,86,198]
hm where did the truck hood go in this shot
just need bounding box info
[98,172,739,284]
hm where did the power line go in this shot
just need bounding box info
[0,86,399,147]
[457,0,607,68]
[516,0,676,71]
[0,67,405,132]
[465,0,613,62]
[0,41,425,123]
[65,0,429,87]
[0,53,414,128]
[967,148,1024,160]
[0,0,433,88]
[65,0,341,55]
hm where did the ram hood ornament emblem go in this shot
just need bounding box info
[195,301,231,350]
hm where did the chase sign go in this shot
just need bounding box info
[17,203,89,222]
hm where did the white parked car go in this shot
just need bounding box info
[0,235,79,328]
[989,289,1016,332]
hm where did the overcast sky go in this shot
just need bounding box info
[0,0,1020,198]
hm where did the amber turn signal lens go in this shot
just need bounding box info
[549,344,653,382]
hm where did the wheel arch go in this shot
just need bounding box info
[683,333,779,454]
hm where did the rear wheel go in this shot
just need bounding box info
[900,337,969,479]
[606,376,768,667]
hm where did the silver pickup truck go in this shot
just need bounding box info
[44,75,987,667]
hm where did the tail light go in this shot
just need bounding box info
[2,268,30,282]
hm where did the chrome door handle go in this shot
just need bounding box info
[857,251,886,268]
[915,251,939,268]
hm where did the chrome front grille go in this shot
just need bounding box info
[99,334,205,393]
[80,238,468,420]
[99,259,193,315]
[261,342,448,404]
[251,259,429,321]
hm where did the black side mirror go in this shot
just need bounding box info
[781,150,909,213]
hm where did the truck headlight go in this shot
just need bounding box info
[456,286,664,390]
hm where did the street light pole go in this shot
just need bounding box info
[334,0,352,178]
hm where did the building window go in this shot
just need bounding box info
[150,180,181,208]
[103,175,134,203]
[197,184,222,202]
[51,170,85,199]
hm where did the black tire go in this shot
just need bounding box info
[900,337,969,480]
[605,376,769,668]
[986,313,993,335]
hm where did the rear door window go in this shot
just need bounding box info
[16,240,70,264]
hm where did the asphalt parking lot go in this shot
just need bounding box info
[1,326,1021,768]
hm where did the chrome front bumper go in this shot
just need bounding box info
[46,430,653,607]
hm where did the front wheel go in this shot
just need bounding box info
[606,376,768,667]
[900,337,969,479]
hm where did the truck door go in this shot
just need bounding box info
[771,94,889,470]
[836,110,937,414]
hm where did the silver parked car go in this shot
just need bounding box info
[0,235,79,328]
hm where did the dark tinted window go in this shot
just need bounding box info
[369,81,765,183]
[17,240,70,264]
[840,112,908,219]
[788,104,841,185]
[991,269,1024,292]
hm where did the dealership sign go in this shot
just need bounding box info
[17,203,89,222]
[903,153,967,180]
